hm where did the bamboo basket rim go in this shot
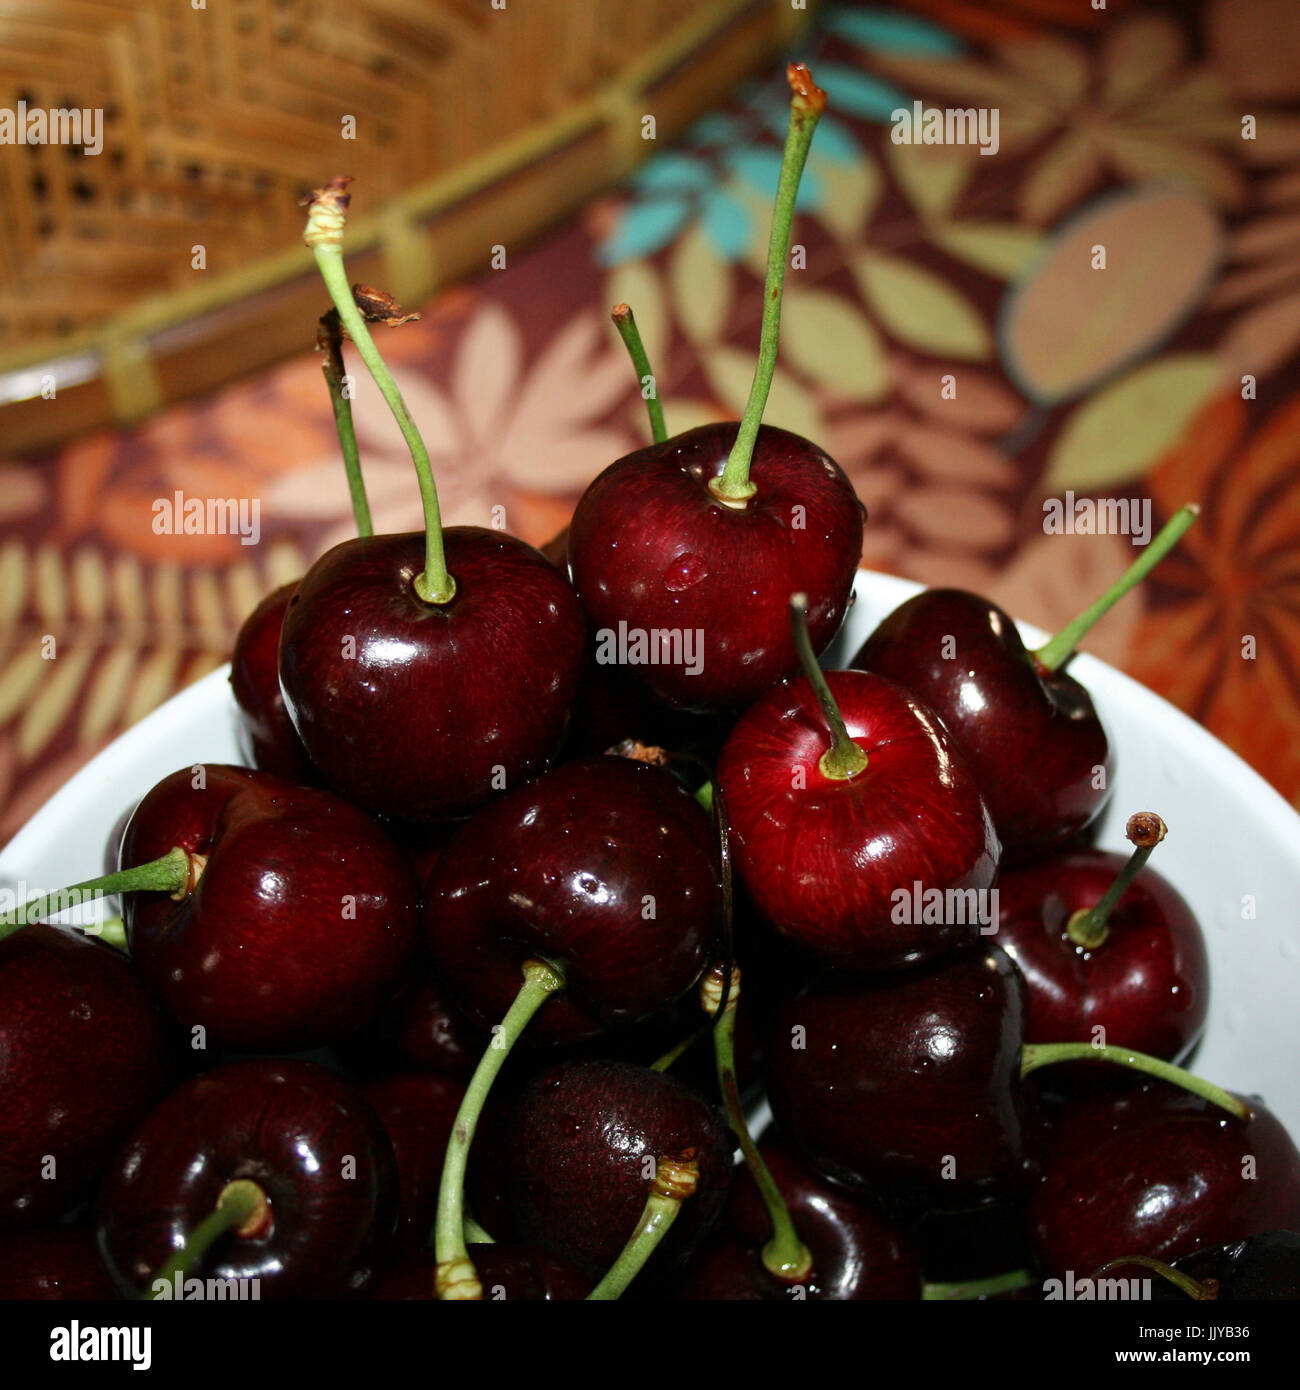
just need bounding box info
[0,0,813,413]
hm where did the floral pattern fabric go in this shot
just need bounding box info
[3,0,1300,840]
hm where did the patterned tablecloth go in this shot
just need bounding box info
[2,0,1299,842]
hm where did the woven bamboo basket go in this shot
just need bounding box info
[0,0,816,455]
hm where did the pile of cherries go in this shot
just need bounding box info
[2,66,1297,1304]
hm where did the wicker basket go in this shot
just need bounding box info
[0,0,816,454]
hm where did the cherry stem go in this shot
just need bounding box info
[710,64,825,506]
[463,1216,495,1246]
[95,916,128,952]
[1034,504,1199,671]
[303,178,454,605]
[586,1153,698,1300]
[144,1179,268,1299]
[790,593,868,781]
[650,1021,710,1072]
[1093,1255,1217,1301]
[922,1268,1037,1300]
[1019,1043,1252,1121]
[318,308,373,538]
[611,303,667,444]
[694,780,714,814]
[703,961,814,1283]
[1067,812,1167,949]
[0,847,193,940]
[434,958,566,1300]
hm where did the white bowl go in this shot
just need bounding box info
[3,570,1298,1133]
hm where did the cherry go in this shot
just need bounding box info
[0,925,173,1229]
[364,1073,466,1252]
[230,580,317,784]
[716,597,998,972]
[767,948,1031,1213]
[1108,1231,1300,1301]
[343,965,484,1081]
[280,178,585,823]
[280,528,586,822]
[1029,1082,1300,1281]
[120,764,420,1052]
[996,813,1209,1065]
[423,755,721,1047]
[0,1225,118,1300]
[372,1246,589,1301]
[506,1058,734,1285]
[97,1059,399,1299]
[851,507,1198,863]
[568,68,865,713]
[680,1134,922,1300]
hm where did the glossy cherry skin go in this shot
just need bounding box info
[1142,1231,1300,1300]
[122,765,420,1052]
[768,949,1030,1213]
[343,966,484,1081]
[230,580,317,784]
[0,925,173,1229]
[1029,1083,1300,1280]
[717,670,999,972]
[364,1073,465,1252]
[996,849,1209,1063]
[372,1245,589,1300]
[97,1059,399,1299]
[507,1058,734,1282]
[681,1135,922,1300]
[0,1225,118,1299]
[279,527,585,822]
[424,756,721,1046]
[852,589,1112,864]
[568,422,864,712]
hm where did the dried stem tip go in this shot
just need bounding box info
[787,62,827,116]
[1126,812,1167,850]
[700,960,741,1017]
[352,285,421,326]
[652,1152,700,1202]
[302,175,354,248]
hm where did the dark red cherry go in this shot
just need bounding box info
[0,925,173,1229]
[767,949,1030,1213]
[0,1225,118,1299]
[716,669,998,972]
[852,589,1111,863]
[996,847,1208,1064]
[97,1059,398,1299]
[121,765,419,1052]
[568,422,864,712]
[1140,1231,1300,1300]
[507,1058,733,1282]
[364,1073,464,1253]
[372,1245,589,1300]
[343,966,484,1081]
[230,580,317,784]
[424,756,721,1046]
[278,527,585,822]
[1029,1083,1300,1280]
[681,1134,922,1300]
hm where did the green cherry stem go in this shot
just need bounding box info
[144,1179,269,1299]
[1067,812,1167,950]
[586,1154,698,1300]
[463,1215,495,1246]
[1034,504,1199,671]
[303,176,454,604]
[1092,1255,1217,1301]
[703,962,814,1282]
[434,958,566,1300]
[790,593,868,780]
[650,1021,710,1073]
[0,847,195,941]
[317,308,373,537]
[710,63,826,507]
[922,1268,1038,1300]
[611,303,667,444]
[1020,1043,1252,1121]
